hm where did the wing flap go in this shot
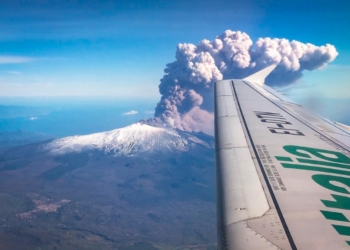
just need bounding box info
[226,221,282,250]
[215,80,272,249]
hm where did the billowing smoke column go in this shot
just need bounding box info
[154,30,338,134]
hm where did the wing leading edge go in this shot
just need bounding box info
[215,65,350,250]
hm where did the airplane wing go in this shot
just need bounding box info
[214,64,350,250]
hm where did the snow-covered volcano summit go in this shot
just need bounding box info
[45,122,213,156]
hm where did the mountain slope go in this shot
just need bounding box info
[0,122,216,249]
[45,122,213,156]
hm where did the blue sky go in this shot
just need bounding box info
[0,0,349,101]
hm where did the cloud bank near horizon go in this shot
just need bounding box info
[153,30,338,134]
[122,110,138,115]
[0,56,33,64]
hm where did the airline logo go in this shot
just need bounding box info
[276,145,350,246]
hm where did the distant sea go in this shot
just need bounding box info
[0,96,349,139]
[0,97,157,138]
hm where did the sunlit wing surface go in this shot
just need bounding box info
[214,65,350,250]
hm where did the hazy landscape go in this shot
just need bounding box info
[0,123,217,250]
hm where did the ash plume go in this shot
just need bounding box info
[153,30,338,134]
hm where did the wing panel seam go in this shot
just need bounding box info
[314,114,350,136]
[231,80,297,250]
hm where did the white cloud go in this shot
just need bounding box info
[0,56,33,64]
[154,30,339,134]
[122,110,138,115]
[144,110,154,114]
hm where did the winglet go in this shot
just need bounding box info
[243,64,277,86]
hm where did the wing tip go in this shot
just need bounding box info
[243,64,277,85]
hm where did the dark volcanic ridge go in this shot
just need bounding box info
[0,130,55,148]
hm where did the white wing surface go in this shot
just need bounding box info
[215,65,350,250]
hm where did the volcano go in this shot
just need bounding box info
[0,122,216,250]
[45,122,213,156]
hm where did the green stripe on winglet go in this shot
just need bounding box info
[333,225,350,236]
[321,210,349,222]
[275,156,293,162]
[347,241,350,246]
